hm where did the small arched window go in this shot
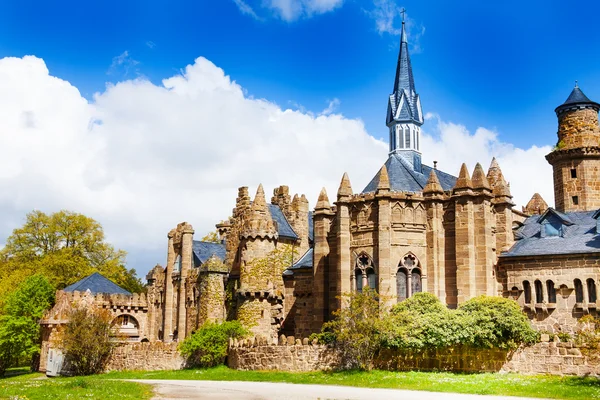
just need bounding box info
[534,280,543,303]
[355,253,377,293]
[523,281,532,304]
[546,280,556,303]
[574,279,584,303]
[587,279,597,303]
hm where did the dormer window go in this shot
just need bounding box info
[538,208,574,238]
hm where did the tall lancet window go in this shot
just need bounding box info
[405,126,410,148]
[173,254,182,273]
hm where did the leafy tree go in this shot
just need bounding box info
[59,308,116,376]
[179,321,247,367]
[201,230,221,243]
[0,210,143,293]
[321,288,385,370]
[0,274,55,376]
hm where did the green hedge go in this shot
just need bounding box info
[178,321,247,367]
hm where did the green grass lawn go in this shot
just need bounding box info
[102,366,600,400]
[0,368,152,400]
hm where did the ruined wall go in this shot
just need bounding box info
[105,342,185,372]
[282,270,314,338]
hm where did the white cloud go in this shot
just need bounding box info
[421,113,554,210]
[0,55,554,279]
[107,51,140,77]
[368,0,425,53]
[233,0,343,22]
[320,98,340,115]
[232,0,262,20]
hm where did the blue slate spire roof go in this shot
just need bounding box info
[555,83,600,114]
[63,272,131,295]
[387,19,423,127]
[362,153,456,193]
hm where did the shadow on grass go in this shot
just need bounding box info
[1,367,32,379]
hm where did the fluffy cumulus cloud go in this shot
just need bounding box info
[0,55,553,278]
[421,113,554,210]
[233,0,344,22]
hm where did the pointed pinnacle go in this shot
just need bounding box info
[377,165,390,191]
[486,157,502,186]
[472,163,491,190]
[493,174,512,198]
[316,187,331,210]
[454,163,473,190]
[337,172,353,197]
[423,170,444,195]
[252,184,267,210]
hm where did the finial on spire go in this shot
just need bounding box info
[575,80,579,88]
[400,7,406,24]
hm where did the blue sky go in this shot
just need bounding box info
[1,0,599,276]
[2,1,598,148]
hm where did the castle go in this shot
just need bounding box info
[40,17,600,365]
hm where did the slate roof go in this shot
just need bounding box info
[502,210,600,257]
[556,86,599,113]
[362,153,457,193]
[63,272,131,295]
[268,204,299,240]
[192,241,226,266]
[283,248,313,276]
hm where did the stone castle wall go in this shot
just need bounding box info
[104,342,185,372]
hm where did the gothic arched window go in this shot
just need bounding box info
[411,268,422,294]
[397,268,408,301]
[574,279,584,303]
[354,253,376,292]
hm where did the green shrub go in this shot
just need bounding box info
[458,295,538,349]
[390,292,446,315]
[321,288,384,370]
[60,308,116,376]
[179,321,247,367]
[308,329,336,345]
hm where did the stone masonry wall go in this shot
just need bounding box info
[227,335,600,376]
[228,335,340,371]
[104,342,185,372]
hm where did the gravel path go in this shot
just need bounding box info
[132,379,547,400]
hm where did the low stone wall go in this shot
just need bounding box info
[375,347,509,373]
[228,335,340,371]
[227,334,600,376]
[504,340,600,376]
[105,342,185,372]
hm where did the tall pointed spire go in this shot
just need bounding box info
[337,172,353,198]
[386,9,424,168]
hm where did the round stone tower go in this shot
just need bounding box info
[546,84,600,212]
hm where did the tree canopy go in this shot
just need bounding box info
[0,274,55,376]
[0,210,143,297]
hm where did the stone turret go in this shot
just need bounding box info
[237,185,281,341]
[546,84,600,212]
